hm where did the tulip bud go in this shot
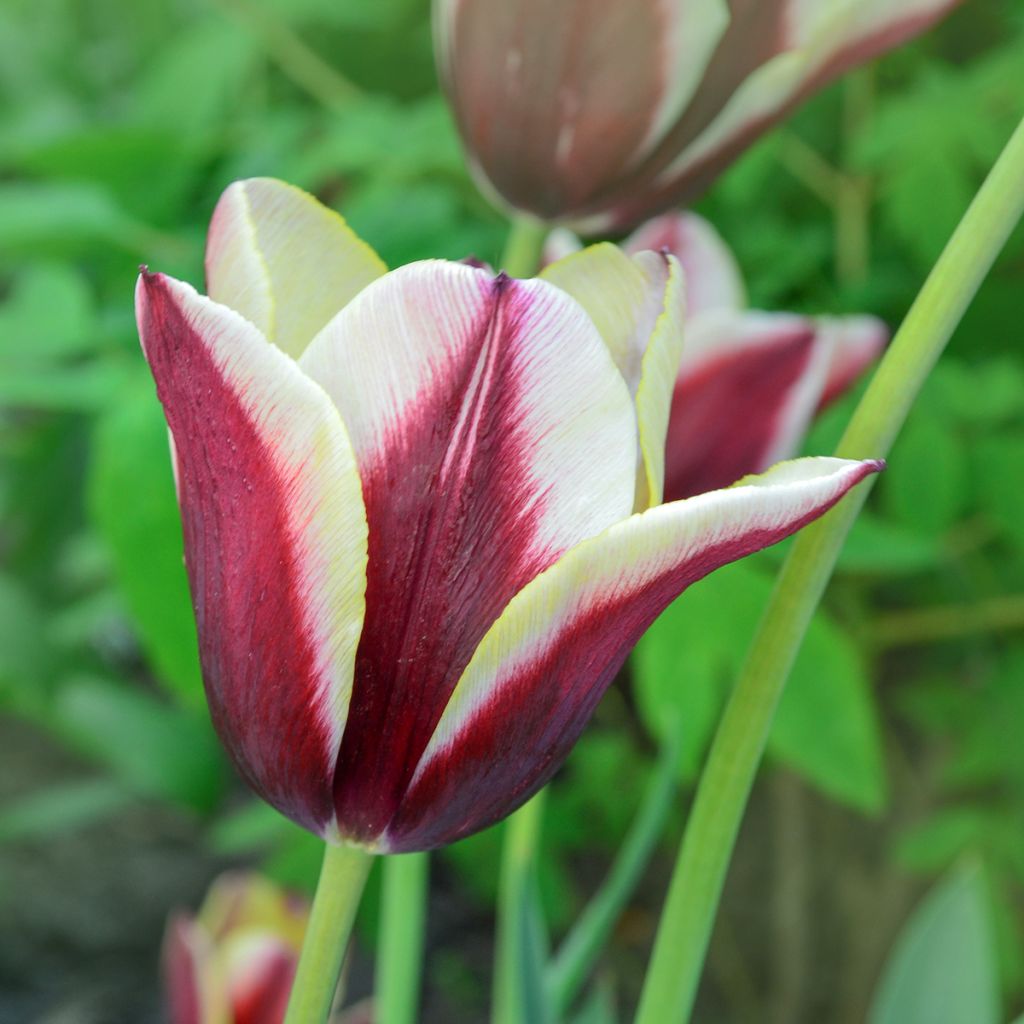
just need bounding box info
[162,872,307,1024]
[435,0,962,229]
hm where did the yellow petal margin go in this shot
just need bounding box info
[205,177,387,359]
[542,243,686,509]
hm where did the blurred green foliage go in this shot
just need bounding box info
[1,0,1024,1020]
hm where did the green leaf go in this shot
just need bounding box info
[87,379,204,705]
[0,262,97,358]
[634,562,886,812]
[0,778,133,842]
[0,573,49,708]
[974,436,1024,553]
[869,863,1000,1024]
[880,407,969,535]
[51,676,225,811]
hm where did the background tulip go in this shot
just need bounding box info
[163,873,306,1024]
[137,178,880,853]
[545,212,887,499]
[435,0,963,229]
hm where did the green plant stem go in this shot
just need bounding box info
[500,216,548,278]
[493,789,549,1024]
[491,212,551,1024]
[872,594,1024,648]
[634,113,1024,1024]
[547,718,683,1015]
[283,841,374,1024]
[377,852,429,1024]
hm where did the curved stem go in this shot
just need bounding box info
[283,841,375,1024]
[491,211,552,1024]
[634,113,1024,1024]
[547,718,683,1015]
[493,790,549,1024]
[377,852,429,1024]
[500,216,548,278]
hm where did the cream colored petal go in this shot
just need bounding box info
[205,177,386,359]
[541,243,686,508]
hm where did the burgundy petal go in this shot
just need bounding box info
[389,457,882,850]
[664,313,820,500]
[299,262,636,843]
[136,273,368,837]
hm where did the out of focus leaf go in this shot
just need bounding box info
[974,436,1024,553]
[634,561,886,811]
[88,379,203,705]
[51,676,224,811]
[0,573,49,707]
[880,407,969,535]
[0,778,132,842]
[894,809,991,873]
[0,262,97,357]
[869,863,1000,1024]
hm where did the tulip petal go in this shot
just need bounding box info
[817,314,887,410]
[622,211,745,316]
[163,916,224,1024]
[436,0,726,219]
[136,272,368,837]
[542,244,686,508]
[391,456,882,850]
[299,261,637,843]
[664,310,829,500]
[205,177,386,359]
[225,933,297,1024]
[604,0,962,225]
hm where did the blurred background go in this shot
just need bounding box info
[1,1,1023,1021]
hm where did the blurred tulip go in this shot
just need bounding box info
[435,0,962,229]
[163,873,307,1024]
[544,211,887,499]
[136,178,881,852]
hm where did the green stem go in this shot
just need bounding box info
[547,718,683,1015]
[634,113,1024,1024]
[493,790,549,1024]
[283,841,374,1024]
[376,853,429,1024]
[872,594,1024,649]
[491,213,551,1024]
[500,216,548,278]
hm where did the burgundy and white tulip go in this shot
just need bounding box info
[137,178,881,852]
[435,0,962,229]
[545,211,886,500]
[163,873,306,1024]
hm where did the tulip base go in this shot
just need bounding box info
[283,840,374,1024]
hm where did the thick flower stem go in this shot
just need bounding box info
[283,841,374,1024]
[491,211,552,1024]
[634,113,1024,1024]
[500,216,548,278]
[493,789,549,1024]
[377,852,429,1024]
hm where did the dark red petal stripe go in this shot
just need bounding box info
[664,325,816,501]
[328,271,631,842]
[388,460,882,851]
[137,274,339,835]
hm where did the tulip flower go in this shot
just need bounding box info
[136,178,881,853]
[163,872,307,1024]
[434,0,962,229]
[544,211,887,499]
